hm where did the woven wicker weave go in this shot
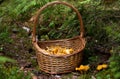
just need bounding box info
[32,1,86,74]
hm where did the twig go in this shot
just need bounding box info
[91,75,96,79]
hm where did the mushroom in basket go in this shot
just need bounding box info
[45,46,74,56]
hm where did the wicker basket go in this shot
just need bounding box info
[32,1,86,74]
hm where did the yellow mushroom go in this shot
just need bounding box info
[75,65,90,71]
[96,65,103,71]
[84,65,90,71]
[102,64,108,69]
[45,46,74,55]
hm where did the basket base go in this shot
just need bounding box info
[36,50,83,74]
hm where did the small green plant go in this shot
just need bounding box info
[0,0,53,21]
[0,56,15,63]
[0,25,13,45]
[0,56,31,79]
[95,70,112,79]
[77,73,91,79]
[109,47,120,79]
[104,23,120,44]
[0,65,32,79]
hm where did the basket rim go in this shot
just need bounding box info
[33,36,86,58]
[38,36,83,43]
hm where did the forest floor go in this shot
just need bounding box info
[0,0,120,79]
[0,22,111,79]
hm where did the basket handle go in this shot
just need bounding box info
[32,1,84,42]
